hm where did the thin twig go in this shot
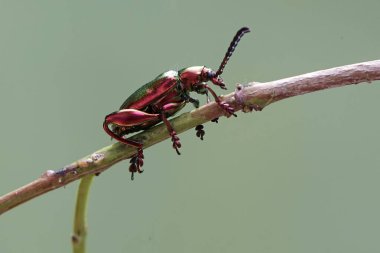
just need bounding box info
[0,59,379,215]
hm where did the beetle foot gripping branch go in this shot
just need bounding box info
[160,112,182,155]
[217,100,237,117]
[129,148,144,180]
[170,132,181,155]
[202,84,237,117]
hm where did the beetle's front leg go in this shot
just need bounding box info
[207,85,236,117]
[209,77,238,116]
[103,109,160,179]
[195,82,236,117]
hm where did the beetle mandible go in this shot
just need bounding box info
[103,27,250,179]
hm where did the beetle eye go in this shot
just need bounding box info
[207,71,215,79]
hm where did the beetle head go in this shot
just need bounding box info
[202,67,227,90]
[179,66,226,91]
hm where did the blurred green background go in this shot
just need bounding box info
[1,1,379,252]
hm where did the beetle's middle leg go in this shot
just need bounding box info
[160,112,181,155]
[194,89,219,140]
[151,103,184,155]
[193,83,236,141]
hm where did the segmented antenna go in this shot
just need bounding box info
[215,27,251,77]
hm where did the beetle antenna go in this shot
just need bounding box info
[215,27,251,77]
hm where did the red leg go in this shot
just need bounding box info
[103,109,160,146]
[205,85,237,117]
[128,148,144,180]
[104,120,144,180]
[103,109,160,180]
[160,112,181,155]
[105,109,160,127]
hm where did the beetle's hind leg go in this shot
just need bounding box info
[105,124,145,180]
[106,126,145,180]
[128,147,144,180]
[104,109,164,179]
[160,113,181,155]
[110,126,144,179]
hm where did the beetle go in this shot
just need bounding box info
[103,27,250,179]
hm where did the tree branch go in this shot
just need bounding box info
[1,59,379,215]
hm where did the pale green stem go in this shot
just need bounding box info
[72,175,95,253]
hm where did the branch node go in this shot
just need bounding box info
[41,170,55,178]
[90,153,104,163]
[71,234,80,244]
[234,83,263,112]
[54,163,80,181]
